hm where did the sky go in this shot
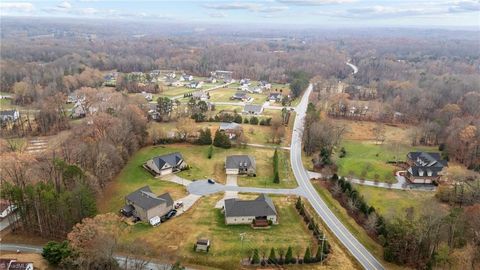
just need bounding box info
[0,0,479,28]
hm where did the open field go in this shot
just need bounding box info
[120,194,353,270]
[335,140,437,183]
[354,185,447,221]
[335,119,416,143]
[313,182,409,270]
[148,119,290,146]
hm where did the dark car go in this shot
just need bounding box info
[207,179,215,184]
[132,216,141,223]
[166,209,177,219]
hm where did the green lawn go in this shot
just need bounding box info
[209,88,268,105]
[121,195,315,270]
[354,185,443,221]
[99,144,297,213]
[335,140,437,183]
[159,86,195,97]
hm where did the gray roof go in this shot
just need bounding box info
[224,194,277,217]
[0,110,17,117]
[268,92,282,98]
[225,155,256,170]
[219,122,241,131]
[126,186,173,210]
[152,152,183,170]
[407,152,447,177]
[233,92,247,98]
[243,104,263,113]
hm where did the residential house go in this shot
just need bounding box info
[192,91,209,101]
[0,200,16,219]
[144,152,187,176]
[224,194,277,225]
[122,186,173,222]
[237,84,251,92]
[195,239,210,252]
[180,75,194,82]
[260,81,272,90]
[141,91,153,101]
[0,110,19,123]
[70,101,86,118]
[251,87,263,94]
[268,92,283,102]
[165,72,176,79]
[240,78,251,86]
[0,259,34,270]
[231,91,252,102]
[188,81,203,89]
[405,152,448,184]
[219,122,242,139]
[243,104,263,115]
[206,77,217,83]
[225,155,256,176]
[211,70,233,82]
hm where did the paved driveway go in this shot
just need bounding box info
[188,179,304,197]
[175,194,202,215]
[215,175,239,208]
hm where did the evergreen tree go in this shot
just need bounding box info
[285,246,293,264]
[42,241,72,266]
[234,114,243,123]
[303,247,312,263]
[295,197,302,210]
[213,129,231,149]
[268,247,277,264]
[273,149,280,183]
[251,249,260,264]
[197,128,212,145]
[250,116,259,125]
[207,145,213,159]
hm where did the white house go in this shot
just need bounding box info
[144,152,187,176]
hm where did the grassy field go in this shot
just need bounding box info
[313,182,409,270]
[99,144,297,213]
[354,185,446,221]
[120,195,320,270]
[209,88,268,105]
[334,140,437,183]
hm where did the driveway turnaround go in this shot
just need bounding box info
[290,84,384,270]
[187,179,305,197]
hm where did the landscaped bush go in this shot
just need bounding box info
[250,117,259,125]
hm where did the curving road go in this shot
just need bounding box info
[290,84,384,270]
[346,62,359,74]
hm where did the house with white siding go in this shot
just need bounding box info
[144,152,187,176]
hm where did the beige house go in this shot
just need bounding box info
[122,186,173,222]
[224,194,277,225]
[144,152,187,176]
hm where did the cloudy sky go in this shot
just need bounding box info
[0,0,479,27]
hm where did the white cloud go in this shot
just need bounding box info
[448,0,480,13]
[203,2,288,13]
[57,1,72,10]
[78,7,98,15]
[0,2,34,12]
[277,0,356,5]
[209,11,227,18]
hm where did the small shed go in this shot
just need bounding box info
[195,239,210,252]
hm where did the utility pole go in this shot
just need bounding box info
[319,234,327,265]
[240,232,246,263]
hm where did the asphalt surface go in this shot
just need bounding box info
[290,84,384,270]
[187,179,304,196]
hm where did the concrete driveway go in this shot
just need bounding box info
[215,175,239,208]
[175,194,202,216]
[187,179,304,197]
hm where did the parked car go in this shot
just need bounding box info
[132,216,141,223]
[166,209,177,219]
[208,179,215,184]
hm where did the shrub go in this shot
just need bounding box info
[268,248,277,264]
[207,145,213,159]
[339,147,347,158]
[234,114,243,123]
[303,247,312,263]
[251,249,260,264]
[285,246,293,264]
[42,241,72,266]
[243,118,249,124]
[250,116,259,125]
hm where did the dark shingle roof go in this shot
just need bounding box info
[224,194,277,217]
[243,104,263,113]
[126,186,172,210]
[225,155,256,170]
[0,110,17,117]
[219,122,241,131]
[407,152,447,177]
[152,152,183,170]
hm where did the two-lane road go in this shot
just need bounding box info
[290,84,384,270]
